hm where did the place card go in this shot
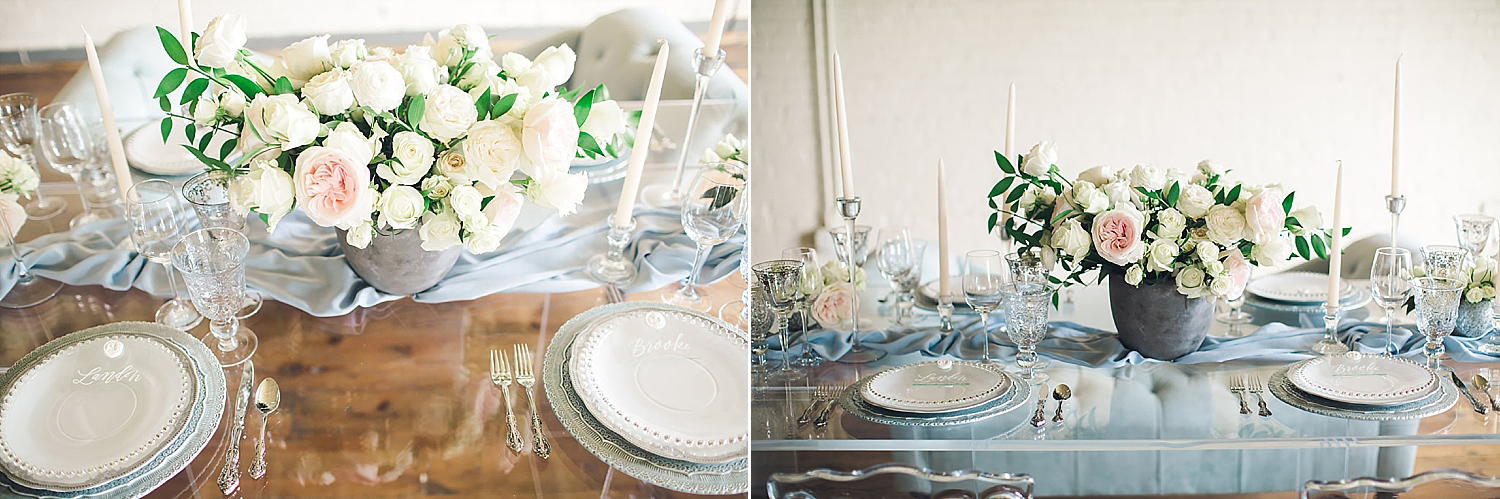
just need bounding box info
[1329,351,1386,377]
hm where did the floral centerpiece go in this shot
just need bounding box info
[987,141,1342,359]
[0,152,39,239]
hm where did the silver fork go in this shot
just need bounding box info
[1250,374,1273,417]
[1230,375,1251,415]
[489,349,523,453]
[813,384,847,427]
[797,385,830,426]
[514,344,550,459]
[605,283,626,304]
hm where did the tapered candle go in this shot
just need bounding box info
[177,0,193,49]
[833,51,854,199]
[1327,161,1344,306]
[1391,55,1402,198]
[703,0,730,57]
[1004,83,1016,158]
[614,41,669,224]
[84,30,134,199]
[938,158,950,301]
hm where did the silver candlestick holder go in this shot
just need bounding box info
[834,197,885,364]
[1386,194,1406,244]
[585,215,638,285]
[640,47,727,208]
[1311,303,1350,355]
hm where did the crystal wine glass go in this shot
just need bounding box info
[1411,276,1463,371]
[1370,247,1414,355]
[663,162,748,311]
[0,198,61,308]
[1455,214,1495,260]
[781,247,823,367]
[1002,281,1052,384]
[753,259,805,383]
[182,170,263,318]
[173,227,258,366]
[964,250,1007,363]
[829,225,876,270]
[36,102,101,229]
[1422,245,1468,280]
[876,228,918,324]
[0,93,64,220]
[126,179,202,330]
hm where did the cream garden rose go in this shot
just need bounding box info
[1243,187,1286,243]
[1154,208,1186,241]
[1050,218,1091,262]
[1145,239,1179,273]
[228,160,295,231]
[418,84,478,142]
[244,94,319,151]
[396,45,444,97]
[1022,141,1058,177]
[301,69,355,116]
[1205,205,1249,246]
[1176,266,1208,298]
[448,184,486,228]
[419,210,463,251]
[580,100,627,140]
[462,120,523,189]
[520,97,579,175]
[525,169,588,216]
[376,185,424,230]
[1178,184,1214,218]
[281,35,333,81]
[292,146,376,229]
[381,131,435,185]
[1091,208,1146,266]
[1128,163,1166,191]
[194,14,247,68]
[811,282,856,329]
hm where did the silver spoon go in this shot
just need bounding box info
[1051,384,1072,423]
[1473,373,1499,412]
[248,378,280,480]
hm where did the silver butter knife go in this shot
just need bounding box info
[1450,370,1489,415]
[219,360,255,495]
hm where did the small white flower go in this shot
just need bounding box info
[421,175,455,199]
[525,169,588,216]
[348,60,405,113]
[190,97,219,125]
[463,120,523,189]
[1290,206,1323,230]
[1128,163,1166,191]
[194,14,247,68]
[1251,235,1294,265]
[345,220,374,249]
[1145,239,1179,273]
[1069,181,1110,215]
[244,93,319,151]
[1195,240,1219,264]
[430,24,492,66]
[301,69,355,116]
[376,185,426,230]
[329,39,367,69]
[0,192,24,238]
[217,90,245,118]
[396,45,444,97]
[448,184,487,228]
[1209,276,1233,296]
[1049,218,1091,262]
[465,223,505,254]
[227,160,295,231]
[501,52,532,77]
[380,131,435,185]
[1176,266,1207,297]
[418,210,464,251]
[1154,208,1186,241]
[322,121,376,167]
[1125,264,1144,286]
[1077,165,1114,185]
[1021,141,1057,177]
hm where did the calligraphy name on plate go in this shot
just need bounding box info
[912,371,970,387]
[631,333,692,358]
[73,365,144,385]
[1330,352,1386,377]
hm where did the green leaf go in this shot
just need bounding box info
[577,132,603,158]
[223,74,262,98]
[157,27,188,66]
[1282,191,1295,213]
[988,212,998,232]
[159,116,174,143]
[1167,181,1181,207]
[197,130,212,151]
[273,76,293,95]
[491,93,517,117]
[988,176,1015,199]
[1341,227,1352,237]
[1226,184,1242,203]
[406,94,426,126]
[219,138,237,160]
[1005,185,1028,204]
[179,78,210,105]
[185,123,196,143]
[1296,236,1311,260]
[474,87,494,120]
[573,88,595,127]
[701,185,739,211]
[1311,234,1328,259]
[1051,209,1074,223]
[153,67,188,99]
[158,96,171,112]
[995,151,1015,174]
[480,195,495,211]
[182,144,231,170]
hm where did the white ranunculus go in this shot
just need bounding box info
[396,45,444,96]
[1077,165,1113,185]
[1195,240,1219,264]
[1125,264,1144,286]
[1050,218,1091,262]
[435,148,472,184]
[227,160,295,231]
[1070,181,1110,214]
[1251,235,1294,265]
[431,24,491,66]
[1178,183,1215,218]
[322,121,376,167]
[1290,206,1323,230]
[218,90,245,117]
[345,221,374,249]
[448,184,487,228]
[419,210,464,251]
[419,85,478,142]
[522,44,576,91]
[329,39,367,69]
[281,35,333,80]
[519,97,579,176]
[525,169,588,216]
[1205,205,1249,246]
[420,175,454,199]
[1145,239,1179,273]
[1021,141,1058,177]
[301,69,355,116]
[376,185,425,230]
[1128,163,1166,191]
[190,98,219,125]
[1154,208,1187,241]
[244,94,319,150]
[1176,266,1207,297]
[463,120,523,189]
[0,193,24,238]
[380,131,434,185]
[194,14,247,68]
[580,99,627,140]
[348,60,405,113]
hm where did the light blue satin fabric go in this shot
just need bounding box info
[0,202,740,317]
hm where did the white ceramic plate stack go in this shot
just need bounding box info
[1246,271,1356,304]
[124,119,235,176]
[0,322,225,499]
[1268,354,1458,420]
[840,361,1032,426]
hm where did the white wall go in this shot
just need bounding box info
[1,0,750,51]
[750,0,1500,264]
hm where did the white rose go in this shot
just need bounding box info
[1077,165,1113,185]
[368,46,396,61]
[1198,160,1223,178]
[190,98,219,125]
[1145,239,1179,273]
[1209,276,1234,296]
[1021,141,1057,177]
[264,58,309,91]
[1070,181,1110,215]
[418,84,478,142]
[227,160,295,231]
[421,175,454,198]
[1195,240,1219,264]
[714,133,745,159]
[0,152,38,194]
[345,220,374,249]
[1203,260,1226,277]
[521,44,576,92]
[1128,163,1166,191]
[479,182,525,235]
[396,45,444,96]
[525,169,588,216]
[322,121,376,167]
[1154,208,1187,241]
[519,97,580,176]
[1205,205,1249,246]
[194,14,247,68]
[580,99,626,140]
[1124,264,1144,286]
[301,69,355,116]
[430,24,491,66]
[501,52,532,76]
[379,131,435,185]
[465,223,505,254]
[348,60,405,113]
[1176,266,1207,297]
[0,193,24,238]
[1178,184,1215,218]
[462,120,523,189]
[1050,218,1091,262]
[244,94,319,150]
[329,39,367,69]
[376,185,425,230]
[218,90,245,117]
[1251,235,1294,265]
[435,148,472,184]
[419,210,464,251]
[281,35,333,80]
[1290,206,1323,230]
[456,57,500,92]
[1102,180,1139,210]
[448,184,486,228]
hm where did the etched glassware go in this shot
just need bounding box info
[753,259,805,382]
[182,170,262,318]
[0,92,64,220]
[781,247,823,367]
[1411,276,1463,371]
[173,227,258,366]
[1421,245,1468,280]
[1002,281,1053,383]
[1454,214,1495,260]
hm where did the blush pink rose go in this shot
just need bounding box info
[1243,187,1286,243]
[293,146,377,229]
[1223,250,1253,297]
[811,282,855,330]
[519,97,579,176]
[1091,208,1146,266]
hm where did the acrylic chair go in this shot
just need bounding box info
[768,463,1033,499]
[1300,469,1500,498]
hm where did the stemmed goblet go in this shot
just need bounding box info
[781,247,823,367]
[963,250,1007,363]
[126,179,202,329]
[663,161,747,311]
[1422,245,1468,280]
[1370,247,1414,355]
[1216,269,1254,335]
[182,170,263,318]
[1411,276,1463,371]
[173,228,258,366]
[0,93,65,220]
[1006,248,1052,368]
[753,259,806,382]
[1455,214,1495,260]
[1002,281,1052,384]
[36,102,103,228]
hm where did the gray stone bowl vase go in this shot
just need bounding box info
[337,227,462,296]
[1454,298,1494,338]
[1109,273,1216,361]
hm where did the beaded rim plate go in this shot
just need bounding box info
[1289,356,1438,405]
[861,361,1010,413]
[0,322,225,499]
[1246,271,1357,304]
[124,120,233,176]
[841,370,1033,427]
[545,302,748,495]
[1269,365,1457,421]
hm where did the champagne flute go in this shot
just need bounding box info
[126,179,203,329]
[964,250,1007,363]
[1412,276,1463,371]
[0,93,65,220]
[781,247,823,367]
[1370,247,1413,355]
[36,102,101,229]
[663,162,747,311]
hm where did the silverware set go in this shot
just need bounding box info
[1230,374,1272,417]
[218,361,282,496]
[490,345,550,458]
[797,384,845,428]
[1030,383,1072,427]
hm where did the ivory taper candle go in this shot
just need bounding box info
[1391,55,1402,198]
[177,0,193,49]
[833,51,855,199]
[938,158,950,301]
[1327,160,1344,306]
[613,41,670,224]
[703,0,730,57]
[1005,83,1016,158]
[83,30,134,199]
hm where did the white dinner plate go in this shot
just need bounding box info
[861,360,1009,414]
[569,304,749,464]
[1245,271,1356,304]
[1288,355,1439,405]
[0,333,193,491]
[124,119,232,176]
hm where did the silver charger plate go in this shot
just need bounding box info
[0,322,226,499]
[840,370,1033,427]
[543,302,748,495]
[1245,285,1372,314]
[1268,365,1458,421]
